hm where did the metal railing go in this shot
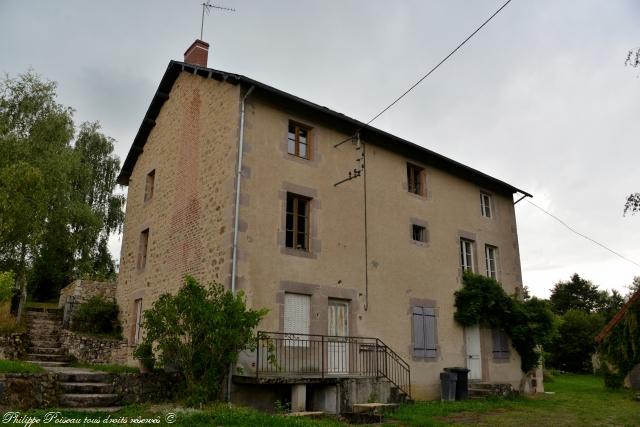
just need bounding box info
[256,331,411,398]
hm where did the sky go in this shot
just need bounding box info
[1,0,639,298]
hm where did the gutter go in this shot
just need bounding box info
[231,85,254,295]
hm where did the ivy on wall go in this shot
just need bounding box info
[598,298,640,386]
[454,272,555,373]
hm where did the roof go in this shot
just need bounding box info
[117,60,532,199]
[595,290,640,343]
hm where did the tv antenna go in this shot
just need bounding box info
[200,1,235,40]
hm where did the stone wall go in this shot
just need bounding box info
[0,373,59,409]
[0,333,28,360]
[112,372,182,404]
[58,279,116,307]
[59,329,128,365]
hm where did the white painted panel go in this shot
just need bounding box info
[328,301,349,374]
[284,293,310,335]
[465,324,482,380]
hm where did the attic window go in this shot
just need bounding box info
[412,224,426,243]
[288,122,311,160]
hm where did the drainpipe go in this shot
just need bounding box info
[231,85,255,295]
[228,85,254,403]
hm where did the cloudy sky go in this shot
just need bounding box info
[1,0,639,298]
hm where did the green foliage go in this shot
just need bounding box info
[549,274,608,315]
[0,359,44,373]
[454,272,556,373]
[598,297,640,383]
[135,276,268,405]
[0,271,15,301]
[600,363,625,390]
[0,71,124,303]
[546,309,604,373]
[70,295,122,336]
[132,341,155,371]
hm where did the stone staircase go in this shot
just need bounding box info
[57,369,119,409]
[25,309,120,410]
[25,309,71,368]
[468,382,516,399]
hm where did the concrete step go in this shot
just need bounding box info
[59,393,119,408]
[32,360,69,367]
[28,346,66,355]
[56,371,110,383]
[60,382,114,394]
[27,353,70,362]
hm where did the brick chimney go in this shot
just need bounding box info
[184,39,209,67]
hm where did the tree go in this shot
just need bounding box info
[546,309,604,373]
[135,276,267,405]
[0,71,124,308]
[627,276,640,298]
[549,274,608,315]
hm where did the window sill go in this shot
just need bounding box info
[281,247,317,259]
[406,191,428,201]
[410,240,429,248]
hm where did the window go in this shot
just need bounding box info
[133,298,143,345]
[285,193,310,251]
[284,293,310,347]
[412,224,426,243]
[412,306,437,358]
[480,192,492,218]
[144,170,155,202]
[485,245,498,279]
[407,163,425,196]
[492,329,510,360]
[460,239,474,272]
[137,229,149,270]
[287,122,311,159]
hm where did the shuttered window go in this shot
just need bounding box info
[284,293,310,347]
[133,298,143,345]
[492,329,510,360]
[412,306,437,358]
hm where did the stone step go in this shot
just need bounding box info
[59,393,119,408]
[27,353,70,362]
[32,360,69,367]
[25,312,62,319]
[62,406,123,413]
[468,388,494,397]
[28,346,66,355]
[29,340,61,348]
[28,331,60,337]
[56,371,110,383]
[60,382,114,394]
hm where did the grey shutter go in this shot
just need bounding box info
[492,329,509,359]
[424,307,437,358]
[412,306,426,358]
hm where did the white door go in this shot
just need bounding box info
[328,300,349,374]
[465,325,482,380]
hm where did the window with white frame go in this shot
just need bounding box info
[460,239,474,272]
[480,192,492,218]
[485,245,498,279]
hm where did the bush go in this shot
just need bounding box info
[135,276,267,406]
[454,272,556,373]
[601,363,625,389]
[0,271,15,302]
[70,295,121,336]
[546,309,604,373]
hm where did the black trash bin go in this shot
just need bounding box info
[444,367,470,400]
[439,371,457,401]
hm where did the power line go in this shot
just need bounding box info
[523,199,640,269]
[365,0,514,126]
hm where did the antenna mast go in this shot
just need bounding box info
[200,1,235,40]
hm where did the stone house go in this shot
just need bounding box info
[115,39,532,411]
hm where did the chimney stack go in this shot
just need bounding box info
[184,39,209,67]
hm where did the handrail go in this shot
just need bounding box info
[255,331,411,399]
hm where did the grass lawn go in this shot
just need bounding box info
[0,359,45,373]
[389,374,640,426]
